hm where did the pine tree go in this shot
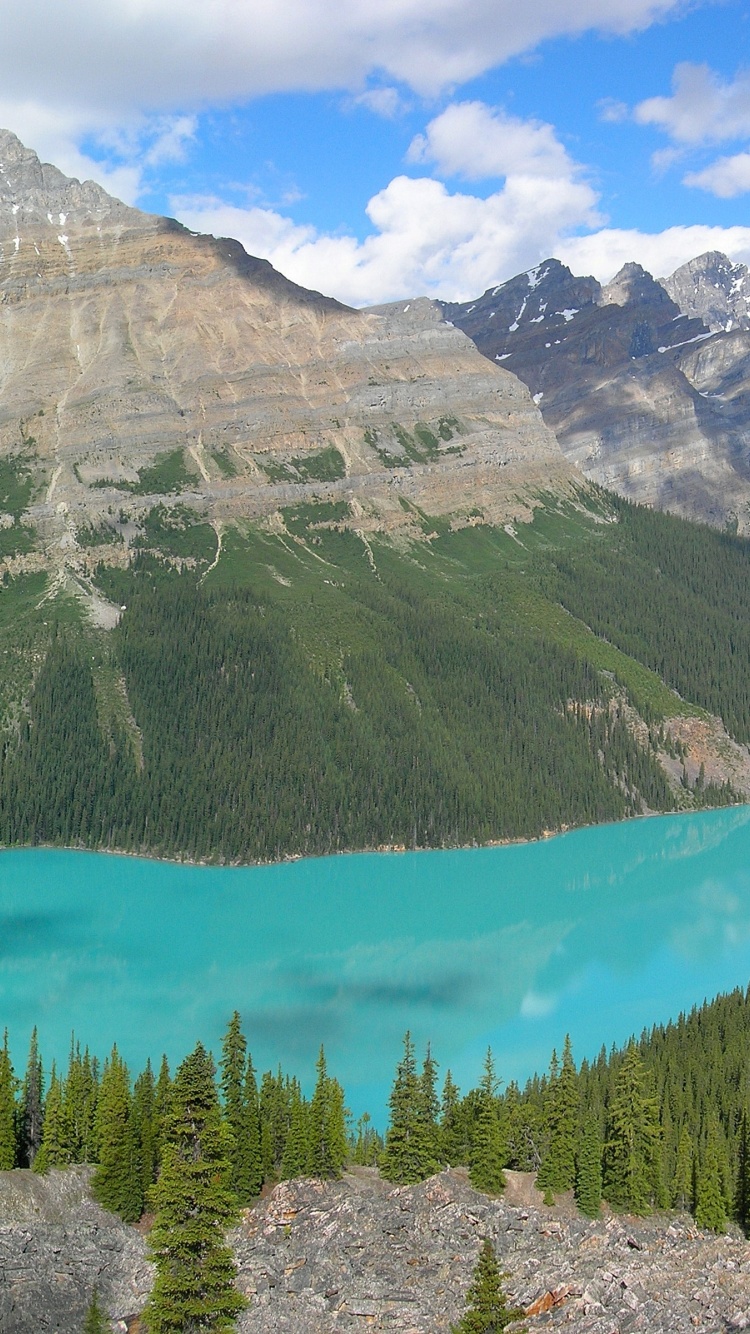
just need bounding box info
[695,1121,727,1233]
[82,1288,110,1334]
[281,1084,309,1179]
[417,1044,441,1173]
[91,1047,142,1224]
[0,1031,16,1170]
[307,1048,348,1179]
[220,1012,252,1203]
[672,1124,693,1212]
[19,1027,44,1168]
[380,1033,438,1184]
[603,1043,661,1214]
[735,1110,750,1234]
[469,1050,506,1195]
[132,1062,158,1201]
[537,1036,577,1195]
[240,1054,263,1198]
[451,1238,525,1333]
[153,1054,172,1174]
[440,1070,466,1166]
[144,1043,246,1334]
[63,1039,97,1164]
[574,1115,602,1217]
[33,1064,70,1173]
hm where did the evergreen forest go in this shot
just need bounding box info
[0,488,745,862]
[4,984,750,1233]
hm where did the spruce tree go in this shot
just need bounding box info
[574,1115,602,1217]
[307,1048,348,1179]
[33,1064,70,1173]
[63,1040,97,1164]
[735,1110,750,1234]
[695,1122,727,1233]
[20,1027,44,1168]
[91,1047,142,1224]
[0,1031,17,1170]
[440,1070,465,1166]
[537,1036,577,1195]
[469,1050,506,1195]
[603,1043,661,1214]
[132,1062,158,1201]
[281,1084,309,1179]
[380,1033,438,1184]
[153,1054,172,1174]
[144,1043,246,1334]
[220,1012,251,1202]
[451,1238,525,1333]
[240,1054,263,1198]
[672,1124,693,1212]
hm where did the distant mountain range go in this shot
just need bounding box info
[442,252,750,531]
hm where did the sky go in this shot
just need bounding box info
[5,0,750,306]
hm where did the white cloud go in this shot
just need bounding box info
[173,137,601,307]
[635,62,750,144]
[557,225,750,282]
[350,88,406,119]
[685,152,750,199]
[407,101,580,181]
[0,0,705,121]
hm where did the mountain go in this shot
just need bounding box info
[442,255,750,530]
[1,130,750,861]
[662,250,750,332]
[0,126,573,598]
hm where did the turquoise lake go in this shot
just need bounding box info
[3,806,750,1123]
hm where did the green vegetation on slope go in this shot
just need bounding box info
[0,491,745,860]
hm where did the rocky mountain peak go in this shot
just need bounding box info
[663,250,750,332]
[0,127,143,245]
[600,262,673,310]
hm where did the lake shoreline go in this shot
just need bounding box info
[1,799,749,871]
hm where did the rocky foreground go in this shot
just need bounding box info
[2,1166,750,1332]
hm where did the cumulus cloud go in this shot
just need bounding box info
[685,152,750,198]
[1,0,705,121]
[635,62,750,144]
[172,104,602,307]
[557,225,750,283]
[407,101,580,181]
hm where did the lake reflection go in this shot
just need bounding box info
[2,806,750,1122]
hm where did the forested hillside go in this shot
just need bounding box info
[0,489,746,861]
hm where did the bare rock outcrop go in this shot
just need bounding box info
[3,1166,750,1333]
[233,1169,750,1334]
[0,1166,150,1332]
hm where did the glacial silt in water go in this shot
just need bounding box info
[2,807,750,1119]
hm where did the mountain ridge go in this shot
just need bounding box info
[442,251,750,530]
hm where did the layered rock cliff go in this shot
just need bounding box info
[0,128,576,588]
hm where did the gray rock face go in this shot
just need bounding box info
[443,257,750,531]
[0,1166,150,1333]
[663,251,750,333]
[232,1169,750,1334]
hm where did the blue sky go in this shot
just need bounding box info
[5,0,750,303]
